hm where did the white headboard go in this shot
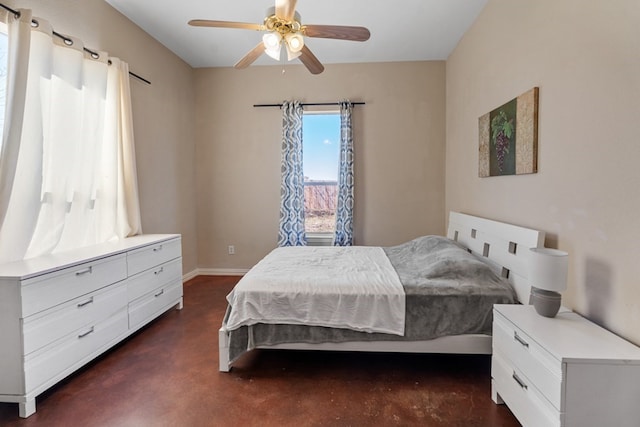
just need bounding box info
[446,212,545,303]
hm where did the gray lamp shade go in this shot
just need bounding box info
[528,248,568,292]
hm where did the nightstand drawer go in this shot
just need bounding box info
[22,282,128,355]
[494,311,563,409]
[127,237,181,276]
[492,351,561,427]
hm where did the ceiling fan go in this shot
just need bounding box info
[188,0,371,74]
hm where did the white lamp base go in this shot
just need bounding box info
[529,287,562,318]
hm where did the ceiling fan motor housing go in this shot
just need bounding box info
[264,7,303,35]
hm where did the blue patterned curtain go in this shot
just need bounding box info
[278,101,307,246]
[334,101,354,246]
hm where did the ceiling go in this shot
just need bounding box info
[105,0,488,69]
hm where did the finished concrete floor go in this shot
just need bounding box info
[0,276,520,426]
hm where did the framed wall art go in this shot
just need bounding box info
[479,87,538,177]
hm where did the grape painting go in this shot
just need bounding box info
[478,87,538,178]
[489,98,517,175]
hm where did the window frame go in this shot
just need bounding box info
[302,108,340,242]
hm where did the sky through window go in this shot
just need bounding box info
[302,113,340,181]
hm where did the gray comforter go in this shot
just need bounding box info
[225,236,517,362]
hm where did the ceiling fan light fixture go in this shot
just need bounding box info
[263,32,282,49]
[286,46,302,61]
[285,32,304,53]
[262,32,282,60]
[265,45,282,61]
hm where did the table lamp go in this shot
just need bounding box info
[528,248,568,317]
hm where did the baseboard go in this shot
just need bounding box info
[182,269,199,282]
[194,268,249,277]
[182,268,247,282]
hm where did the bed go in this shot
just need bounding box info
[218,212,545,372]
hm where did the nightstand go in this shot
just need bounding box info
[492,304,640,427]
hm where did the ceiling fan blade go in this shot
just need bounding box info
[275,0,297,21]
[304,25,370,42]
[234,43,266,69]
[188,20,263,31]
[299,45,324,75]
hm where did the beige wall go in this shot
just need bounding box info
[195,61,446,270]
[6,0,199,274]
[14,1,631,346]
[446,0,640,344]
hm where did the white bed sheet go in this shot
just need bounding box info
[225,246,406,335]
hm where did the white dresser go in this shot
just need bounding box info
[0,234,183,418]
[492,304,640,427]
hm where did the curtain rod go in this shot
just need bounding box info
[253,102,366,108]
[0,3,151,85]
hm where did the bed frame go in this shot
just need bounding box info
[218,212,545,371]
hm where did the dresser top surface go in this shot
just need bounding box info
[495,304,640,363]
[0,234,180,280]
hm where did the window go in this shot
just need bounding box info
[302,112,340,234]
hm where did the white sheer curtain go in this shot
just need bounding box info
[0,10,141,263]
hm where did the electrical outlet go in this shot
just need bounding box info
[228,245,235,255]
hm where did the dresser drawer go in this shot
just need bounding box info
[23,307,128,393]
[492,351,561,427]
[127,237,181,276]
[128,280,182,330]
[21,254,127,318]
[127,257,182,302]
[494,311,563,409]
[22,282,128,355]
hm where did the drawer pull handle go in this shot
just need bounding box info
[154,267,164,275]
[75,266,93,276]
[154,289,165,297]
[78,327,95,339]
[153,245,163,252]
[77,297,94,308]
[512,372,528,390]
[514,332,529,348]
